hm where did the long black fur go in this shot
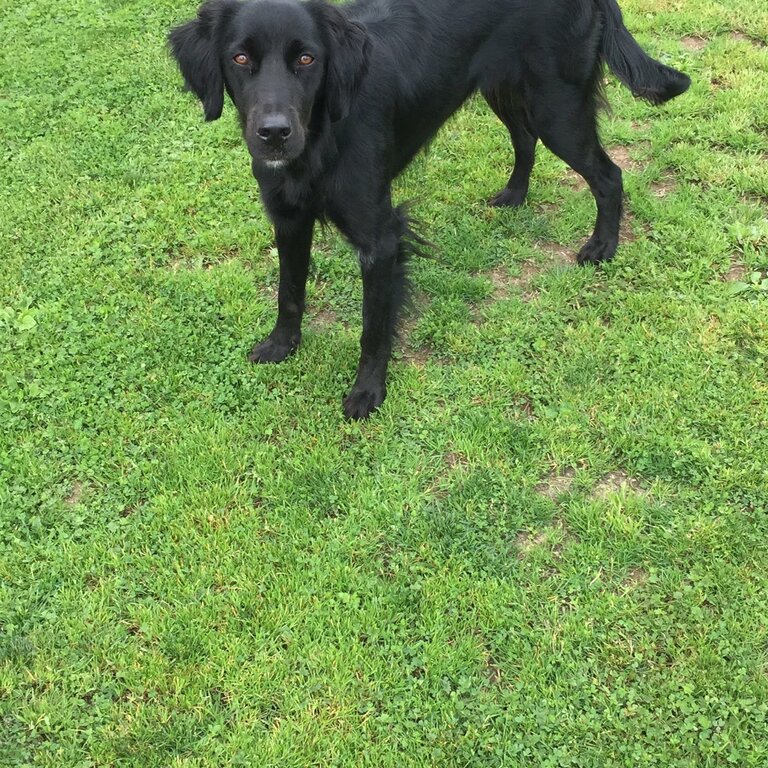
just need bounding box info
[169,0,690,419]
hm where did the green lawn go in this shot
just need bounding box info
[2,0,768,765]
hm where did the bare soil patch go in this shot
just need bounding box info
[593,470,646,499]
[729,31,765,47]
[623,567,649,589]
[65,482,84,505]
[651,176,678,198]
[609,145,649,173]
[681,36,708,51]
[722,261,747,282]
[535,467,576,500]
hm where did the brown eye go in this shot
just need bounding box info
[297,54,314,66]
[233,53,249,66]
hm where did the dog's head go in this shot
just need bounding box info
[169,0,370,169]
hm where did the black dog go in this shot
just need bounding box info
[169,0,689,419]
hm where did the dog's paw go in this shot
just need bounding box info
[577,237,618,266]
[342,385,386,420]
[488,186,527,208]
[248,335,299,363]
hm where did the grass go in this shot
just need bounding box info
[1,0,768,765]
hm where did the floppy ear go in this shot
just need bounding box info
[308,1,370,122]
[168,0,236,121]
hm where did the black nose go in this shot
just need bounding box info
[257,115,292,147]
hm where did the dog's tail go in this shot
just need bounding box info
[597,0,690,105]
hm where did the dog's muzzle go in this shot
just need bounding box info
[246,108,305,167]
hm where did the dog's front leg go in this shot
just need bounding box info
[249,214,314,364]
[343,229,403,420]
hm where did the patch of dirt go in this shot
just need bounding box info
[400,345,434,367]
[730,31,766,47]
[512,395,536,421]
[609,145,649,173]
[397,297,436,367]
[650,175,678,198]
[622,567,649,589]
[487,266,514,301]
[309,308,341,328]
[710,75,726,91]
[122,621,143,637]
[481,250,573,303]
[515,521,572,562]
[535,467,576,500]
[445,452,468,470]
[620,211,639,244]
[563,168,587,191]
[593,471,646,499]
[474,631,503,685]
[697,314,722,350]
[527,246,574,296]
[739,191,768,209]
[65,482,83,505]
[515,530,549,556]
[536,242,573,264]
[120,500,146,518]
[538,201,559,216]
[484,652,503,685]
[723,261,747,282]
[681,35,708,51]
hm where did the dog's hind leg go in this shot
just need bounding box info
[483,85,538,208]
[528,81,623,265]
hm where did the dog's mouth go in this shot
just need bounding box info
[246,113,306,171]
[262,157,289,169]
[248,136,306,172]
[252,149,291,169]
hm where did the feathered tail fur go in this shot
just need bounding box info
[597,0,691,104]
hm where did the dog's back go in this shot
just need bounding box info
[343,0,687,172]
